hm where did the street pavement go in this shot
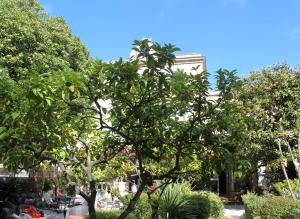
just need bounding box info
[43,195,88,219]
[224,205,245,219]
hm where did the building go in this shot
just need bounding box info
[172,53,206,74]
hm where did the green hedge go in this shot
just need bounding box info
[85,210,136,219]
[150,183,223,219]
[242,193,265,219]
[186,191,224,219]
[260,196,300,219]
[120,193,152,219]
[86,190,223,219]
[242,193,300,219]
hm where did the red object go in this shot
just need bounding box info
[56,190,63,197]
[68,216,84,219]
[149,183,157,190]
[23,206,44,219]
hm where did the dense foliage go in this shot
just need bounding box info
[2,0,300,218]
[238,65,300,180]
[0,0,88,80]
[273,179,300,200]
[120,193,152,219]
[85,210,136,219]
[149,183,224,219]
[242,193,300,219]
[187,191,224,219]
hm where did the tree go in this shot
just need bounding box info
[0,0,89,171]
[50,39,214,218]
[0,0,88,80]
[238,64,300,192]
[204,69,248,197]
[0,1,243,216]
[74,40,239,218]
[1,37,240,219]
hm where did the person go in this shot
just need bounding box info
[56,190,63,199]
[56,189,71,203]
[42,190,58,208]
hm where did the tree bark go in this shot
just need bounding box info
[251,170,258,192]
[297,132,300,182]
[80,181,97,219]
[287,140,300,181]
[118,182,147,219]
[88,199,97,219]
[277,140,296,200]
[226,168,234,198]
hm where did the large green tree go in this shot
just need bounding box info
[0,1,244,218]
[1,37,240,219]
[0,0,89,169]
[238,64,300,190]
[0,0,88,80]
[204,69,249,196]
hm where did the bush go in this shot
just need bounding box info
[150,183,223,219]
[273,179,300,200]
[155,183,192,219]
[242,193,300,219]
[242,193,265,219]
[85,210,136,219]
[187,191,224,219]
[120,193,152,219]
[260,196,300,219]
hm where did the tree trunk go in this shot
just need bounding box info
[80,181,97,219]
[297,132,300,182]
[89,181,97,219]
[226,168,234,198]
[280,162,296,200]
[251,170,258,192]
[88,200,97,219]
[277,140,296,200]
[118,182,146,219]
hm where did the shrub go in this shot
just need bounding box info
[242,193,265,219]
[242,193,300,219]
[156,183,193,219]
[85,210,136,219]
[120,193,152,219]
[187,191,224,219]
[151,183,223,219]
[273,179,300,200]
[260,196,300,219]
[95,210,121,219]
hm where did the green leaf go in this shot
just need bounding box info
[0,129,10,140]
[69,85,75,92]
[62,90,66,100]
[59,151,67,159]
[45,98,51,106]
[11,112,20,121]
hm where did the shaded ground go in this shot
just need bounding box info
[224,205,244,219]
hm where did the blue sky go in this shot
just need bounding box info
[40,0,300,83]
